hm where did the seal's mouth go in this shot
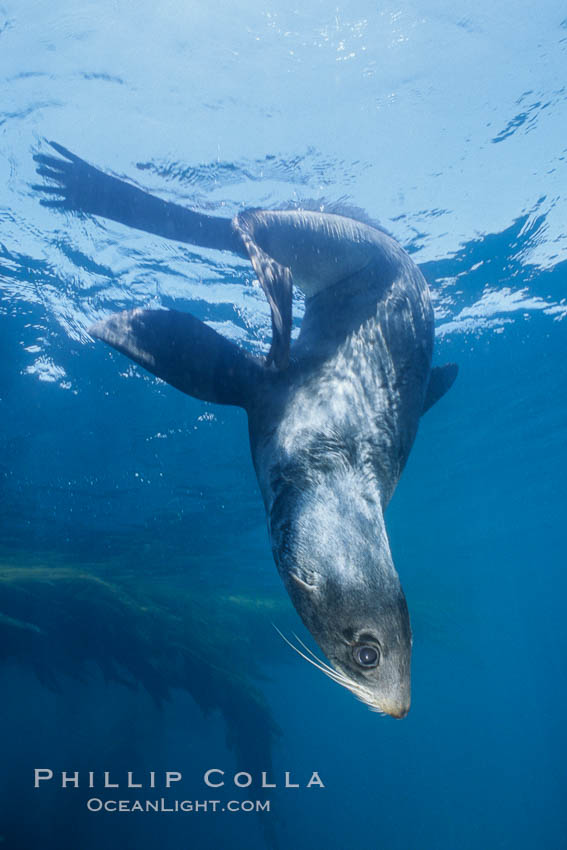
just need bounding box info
[274,627,410,718]
[334,681,410,719]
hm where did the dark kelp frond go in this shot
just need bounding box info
[0,566,281,761]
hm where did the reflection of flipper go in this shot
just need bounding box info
[234,212,292,370]
[33,142,246,256]
[89,308,264,409]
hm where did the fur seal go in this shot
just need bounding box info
[34,142,458,717]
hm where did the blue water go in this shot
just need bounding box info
[1,1,566,848]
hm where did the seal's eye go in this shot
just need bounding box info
[353,644,380,668]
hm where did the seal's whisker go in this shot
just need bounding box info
[272,626,350,687]
[273,626,383,709]
[288,633,369,695]
[287,643,347,685]
[289,635,359,691]
[291,633,341,677]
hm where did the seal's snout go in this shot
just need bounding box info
[361,687,410,718]
[383,701,410,719]
[379,685,411,718]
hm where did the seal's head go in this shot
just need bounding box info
[272,474,412,717]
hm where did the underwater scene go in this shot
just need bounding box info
[1,1,566,848]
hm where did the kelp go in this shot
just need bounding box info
[0,565,292,848]
[0,565,288,771]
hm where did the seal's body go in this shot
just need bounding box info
[34,144,457,716]
[244,214,434,717]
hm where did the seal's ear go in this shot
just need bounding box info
[89,308,264,409]
[422,363,458,415]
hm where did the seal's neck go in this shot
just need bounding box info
[269,469,389,577]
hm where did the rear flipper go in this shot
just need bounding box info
[33,143,292,369]
[33,142,247,256]
[422,363,458,415]
[89,308,264,409]
[234,212,292,370]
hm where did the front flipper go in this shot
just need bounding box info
[234,212,292,370]
[422,363,458,415]
[33,142,247,256]
[89,308,263,409]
